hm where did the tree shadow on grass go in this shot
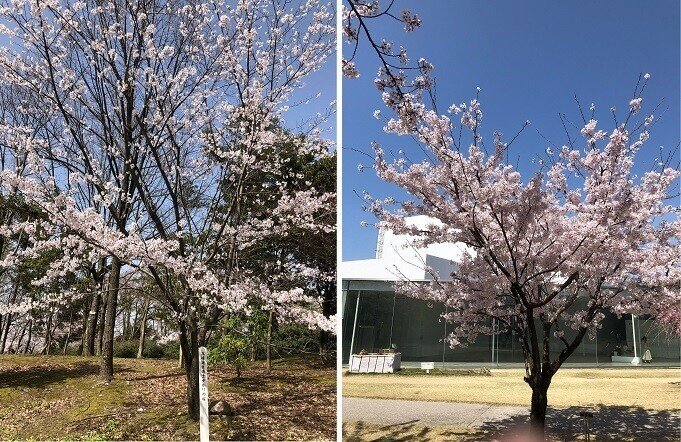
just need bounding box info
[211,369,336,441]
[126,371,184,382]
[477,405,680,441]
[0,360,130,390]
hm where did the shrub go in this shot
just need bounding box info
[142,340,165,358]
[158,341,180,360]
[273,324,322,355]
[208,334,249,378]
[113,340,138,358]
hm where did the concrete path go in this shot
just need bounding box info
[343,397,681,440]
[343,397,526,428]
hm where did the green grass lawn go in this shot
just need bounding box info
[0,354,336,441]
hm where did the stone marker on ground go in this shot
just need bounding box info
[210,400,233,416]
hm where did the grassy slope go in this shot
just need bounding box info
[343,368,681,410]
[0,354,336,441]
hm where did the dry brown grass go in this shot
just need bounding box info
[343,368,681,410]
[0,354,336,441]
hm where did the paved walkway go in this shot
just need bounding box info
[343,397,526,427]
[343,397,681,440]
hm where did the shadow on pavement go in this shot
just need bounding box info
[343,405,680,441]
[479,405,680,441]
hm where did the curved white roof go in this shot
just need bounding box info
[342,215,471,282]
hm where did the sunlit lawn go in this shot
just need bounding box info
[343,368,681,410]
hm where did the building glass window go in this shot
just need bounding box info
[343,284,680,366]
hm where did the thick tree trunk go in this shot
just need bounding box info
[318,330,329,357]
[85,291,101,356]
[186,348,200,421]
[179,315,200,421]
[136,300,149,358]
[100,257,121,382]
[529,383,549,433]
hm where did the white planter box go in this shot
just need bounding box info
[349,353,401,373]
[611,355,641,364]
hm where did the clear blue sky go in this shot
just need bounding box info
[283,49,336,141]
[342,0,680,261]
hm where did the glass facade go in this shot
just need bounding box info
[342,286,681,365]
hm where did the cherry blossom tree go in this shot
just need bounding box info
[346,2,679,432]
[0,0,335,421]
[370,77,678,432]
[342,0,421,79]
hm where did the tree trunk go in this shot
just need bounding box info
[130,301,139,340]
[85,290,101,356]
[1,281,21,354]
[100,257,121,382]
[319,282,334,358]
[266,310,273,373]
[78,300,88,355]
[63,308,74,355]
[318,330,328,357]
[23,319,32,354]
[15,319,28,353]
[186,349,200,421]
[122,307,130,340]
[529,382,549,434]
[95,288,107,356]
[0,313,11,354]
[179,315,200,421]
[136,300,149,358]
[42,310,53,355]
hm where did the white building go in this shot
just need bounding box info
[341,216,680,366]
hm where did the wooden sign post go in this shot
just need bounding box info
[198,346,210,442]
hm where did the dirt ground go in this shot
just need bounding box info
[0,354,336,441]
